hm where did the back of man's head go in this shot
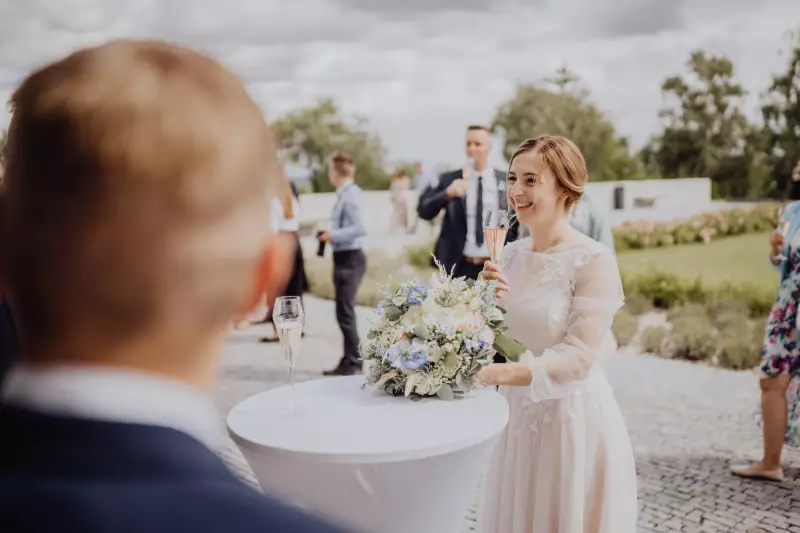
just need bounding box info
[2,39,285,368]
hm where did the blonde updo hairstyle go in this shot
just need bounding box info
[508,134,588,210]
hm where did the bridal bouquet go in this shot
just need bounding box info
[360,259,526,400]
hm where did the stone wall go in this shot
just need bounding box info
[296,178,715,236]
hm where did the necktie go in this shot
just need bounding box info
[475,174,484,247]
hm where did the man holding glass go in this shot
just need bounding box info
[417,125,519,280]
[317,151,367,376]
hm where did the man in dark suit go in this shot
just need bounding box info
[0,39,350,533]
[417,125,518,279]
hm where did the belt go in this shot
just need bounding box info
[463,255,489,265]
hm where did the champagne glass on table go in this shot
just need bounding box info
[272,296,304,413]
[483,209,509,264]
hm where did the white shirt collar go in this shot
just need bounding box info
[2,365,223,450]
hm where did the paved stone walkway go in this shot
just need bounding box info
[215,296,799,533]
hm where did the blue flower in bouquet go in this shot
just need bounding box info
[463,338,489,355]
[407,282,428,306]
[387,338,429,370]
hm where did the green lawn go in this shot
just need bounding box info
[618,231,778,289]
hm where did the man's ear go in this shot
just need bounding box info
[238,232,295,317]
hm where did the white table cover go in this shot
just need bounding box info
[227,375,509,533]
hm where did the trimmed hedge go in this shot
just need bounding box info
[620,270,776,317]
[613,203,781,251]
[640,304,764,370]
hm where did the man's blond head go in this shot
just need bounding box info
[3,39,281,355]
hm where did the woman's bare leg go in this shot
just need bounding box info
[731,374,791,480]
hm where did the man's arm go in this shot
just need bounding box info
[417,172,453,221]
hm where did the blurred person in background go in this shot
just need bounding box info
[518,190,615,252]
[417,125,519,280]
[259,179,307,342]
[410,161,437,236]
[317,151,366,376]
[389,169,411,234]
[0,39,351,533]
[0,154,16,384]
[730,161,800,482]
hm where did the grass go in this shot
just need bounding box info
[617,231,778,290]
[305,231,780,309]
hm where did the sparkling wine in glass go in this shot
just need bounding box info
[483,210,509,264]
[273,296,304,412]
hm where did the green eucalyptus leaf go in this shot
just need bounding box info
[384,305,403,321]
[493,332,526,362]
[437,384,454,401]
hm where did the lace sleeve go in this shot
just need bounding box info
[525,248,624,401]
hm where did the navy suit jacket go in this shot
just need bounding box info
[0,299,17,384]
[417,169,519,272]
[0,405,352,533]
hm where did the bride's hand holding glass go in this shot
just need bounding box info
[481,261,509,298]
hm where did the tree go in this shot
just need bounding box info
[645,50,754,198]
[491,69,646,181]
[273,99,391,193]
[761,28,800,198]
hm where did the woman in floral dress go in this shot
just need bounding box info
[731,165,800,482]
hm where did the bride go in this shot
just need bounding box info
[476,135,637,533]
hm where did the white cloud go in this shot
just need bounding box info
[0,0,798,170]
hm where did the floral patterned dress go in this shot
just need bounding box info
[759,231,800,446]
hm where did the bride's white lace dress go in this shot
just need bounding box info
[478,238,637,533]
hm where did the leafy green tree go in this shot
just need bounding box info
[645,50,754,198]
[274,99,391,192]
[491,68,646,181]
[761,28,800,198]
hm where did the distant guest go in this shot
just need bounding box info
[317,151,367,376]
[390,169,411,234]
[568,191,615,252]
[731,164,800,482]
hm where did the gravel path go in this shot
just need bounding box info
[215,296,799,533]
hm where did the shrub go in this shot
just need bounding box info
[664,312,720,361]
[622,269,777,317]
[717,327,762,370]
[405,241,435,269]
[622,293,653,315]
[622,270,706,309]
[614,203,781,251]
[641,326,669,356]
[612,310,639,347]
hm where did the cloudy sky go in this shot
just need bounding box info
[0,0,798,169]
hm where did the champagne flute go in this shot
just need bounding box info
[272,296,304,413]
[483,210,509,264]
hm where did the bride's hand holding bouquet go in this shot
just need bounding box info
[475,260,533,387]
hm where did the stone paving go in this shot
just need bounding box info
[215,295,800,533]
